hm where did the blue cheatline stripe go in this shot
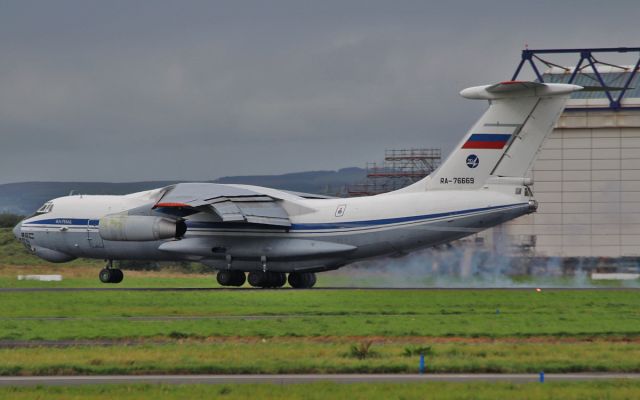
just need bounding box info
[23,218,97,226]
[289,203,527,231]
[467,133,511,142]
[23,203,528,232]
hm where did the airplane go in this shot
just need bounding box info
[13,81,582,288]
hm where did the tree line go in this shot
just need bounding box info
[0,213,24,228]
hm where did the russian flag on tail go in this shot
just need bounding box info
[462,133,511,149]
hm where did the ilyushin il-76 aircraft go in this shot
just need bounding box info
[13,81,582,288]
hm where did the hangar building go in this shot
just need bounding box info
[494,48,640,263]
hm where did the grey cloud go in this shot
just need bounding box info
[1,0,640,182]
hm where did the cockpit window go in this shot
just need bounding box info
[35,202,54,215]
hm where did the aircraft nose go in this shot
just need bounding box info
[12,221,22,239]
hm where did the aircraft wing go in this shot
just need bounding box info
[279,190,336,199]
[153,183,291,227]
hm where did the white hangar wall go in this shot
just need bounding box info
[502,107,640,258]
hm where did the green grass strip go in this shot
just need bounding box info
[0,289,638,339]
[2,381,640,400]
[1,341,639,375]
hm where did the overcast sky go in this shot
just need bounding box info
[1,0,639,183]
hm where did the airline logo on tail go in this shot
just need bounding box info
[462,134,511,149]
[465,154,479,168]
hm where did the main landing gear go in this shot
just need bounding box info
[287,272,316,289]
[99,260,124,284]
[247,271,287,288]
[216,271,317,289]
[216,270,246,287]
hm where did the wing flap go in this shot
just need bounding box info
[153,183,292,227]
[207,201,245,222]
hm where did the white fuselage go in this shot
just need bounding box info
[15,183,534,272]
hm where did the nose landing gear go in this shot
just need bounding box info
[99,260,124,284]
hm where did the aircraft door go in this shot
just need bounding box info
[87,219,104,248]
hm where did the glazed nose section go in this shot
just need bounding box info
[12,221,22,239]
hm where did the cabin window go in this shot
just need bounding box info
[35,202,54,215]
[515,188,522,195]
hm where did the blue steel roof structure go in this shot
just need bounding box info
[512,47,640,110]
[543,71,640,100]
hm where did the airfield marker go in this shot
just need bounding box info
[419,354,425,374]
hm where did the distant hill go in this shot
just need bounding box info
[0,168,366,215]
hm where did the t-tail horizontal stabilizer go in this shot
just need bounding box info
[413,81,583,191]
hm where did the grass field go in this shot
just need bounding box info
[0,281,639,374]
[1,287,639,339]
[2,340,640,375]
[2,381,640,400]
[1,227,640,399]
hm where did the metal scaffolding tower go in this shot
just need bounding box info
[347,148,441,196]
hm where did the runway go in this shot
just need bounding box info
[1,287,639,292]
[2,373,640,386]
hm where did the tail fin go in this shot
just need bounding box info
[406,81,582,191]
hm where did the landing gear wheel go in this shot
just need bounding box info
[99,268,112,283]
[264,272,286,288]
[306,273,317,288]
[111,269,124,283]
[217,271,246,287]
[231,271,247,286]
[274,272,286,288]
[248,271,286,288]
[99,268,124,284]
[288,272,316,289]
[217,270,233,286]
[248,271,267,287]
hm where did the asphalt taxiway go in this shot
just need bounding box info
[1,373,640,386]
[1,287,639,292]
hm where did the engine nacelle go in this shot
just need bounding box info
[99,215,186,241]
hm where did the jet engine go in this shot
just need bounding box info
[99,215,186,241]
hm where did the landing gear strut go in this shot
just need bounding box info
[99,260,124,284]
